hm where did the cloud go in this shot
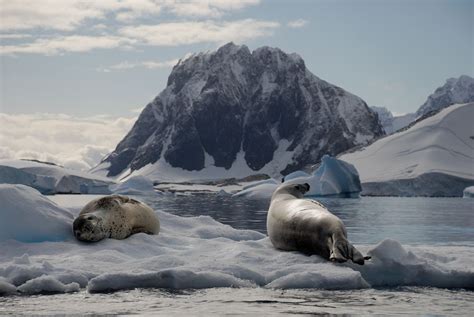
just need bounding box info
[0,112,137,171]
[0,0,261,31]
[0,33,32,39]
[97,58,179,72]
[1,35,133,56]
[119,19,280,46]
[287,19,308,28]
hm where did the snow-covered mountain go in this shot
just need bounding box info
[372,75,474,135]
[416,75,474,117]
[94,43,383,181]
[340,103,474,197]
[371,106,416,135]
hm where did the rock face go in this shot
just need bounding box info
[98,43,383,178]
[416,75,474,117]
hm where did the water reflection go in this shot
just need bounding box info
[141,194,474,245]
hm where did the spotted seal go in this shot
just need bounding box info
[73,195,160,242]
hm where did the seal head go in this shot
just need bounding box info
[73,213,107,242]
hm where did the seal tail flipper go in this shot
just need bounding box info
[328,236,349,263]
[329,236,371,265]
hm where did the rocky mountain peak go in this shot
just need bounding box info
[416,75,474,117]
[96,43,384,180]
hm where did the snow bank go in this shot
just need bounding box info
[0,184,73,242]
[233,155,361,199]
[0,160,113,195]
[109,175,158,195]
[1,192,472,295]
[463,186,474,198]
[340,103,474,196]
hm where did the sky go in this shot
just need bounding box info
[0,0,473,169]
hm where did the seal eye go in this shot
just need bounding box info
[87,216,94,221]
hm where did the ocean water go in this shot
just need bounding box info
[1,195,473,315]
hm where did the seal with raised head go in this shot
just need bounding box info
[73,195,160,242]
[267,183,370,265]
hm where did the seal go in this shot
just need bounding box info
[73,195,160,242]
[267,183,370,265]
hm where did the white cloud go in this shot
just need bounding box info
[0,112,137,170]
[98,58,179,72]
[0,33,32,39]
[0,0,261,31]
[168,0,260,17]
[287,19,308,28]
[119,19,280,46]
[1,35,133,56]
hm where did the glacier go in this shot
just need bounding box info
[0,160,113,195]
[340,103,474,197]
[0,184,473,295]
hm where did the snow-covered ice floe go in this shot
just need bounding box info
[340,103,474,197]
[0,184,473,295]
[233,155,361,199]
[0,160,113,195]
[463,186,474,198]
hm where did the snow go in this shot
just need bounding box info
[0,184,73,242]
[0,159,113,195]
[463,186,474,198]
[340,103,474,196]
[109,175,157,195]
[0,187,473,295]
[123,143,295,183]
[233,155,361,199]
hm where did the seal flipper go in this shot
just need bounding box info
[329,236,370,265]
[328,235,349,263]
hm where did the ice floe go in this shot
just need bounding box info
[0,185,472,295]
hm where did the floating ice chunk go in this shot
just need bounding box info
[356,239,474,288]
[0,278,17,295]
[0,184,73,242]
[267,269,369,290]
[241,178,278,191]
[463,186,474,198]
[17,275,80,295]
[88,269,254,293]
[110,175,158,195]
[232,183,278,199]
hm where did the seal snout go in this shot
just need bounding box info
[302,183,310,192]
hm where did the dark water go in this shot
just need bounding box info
[141,194,474,245]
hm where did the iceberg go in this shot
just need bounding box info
[285,155,361,197]
[233,155,361,199]
[463,186,474,198]
[1,187,472,295]
[0,160,113,195]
